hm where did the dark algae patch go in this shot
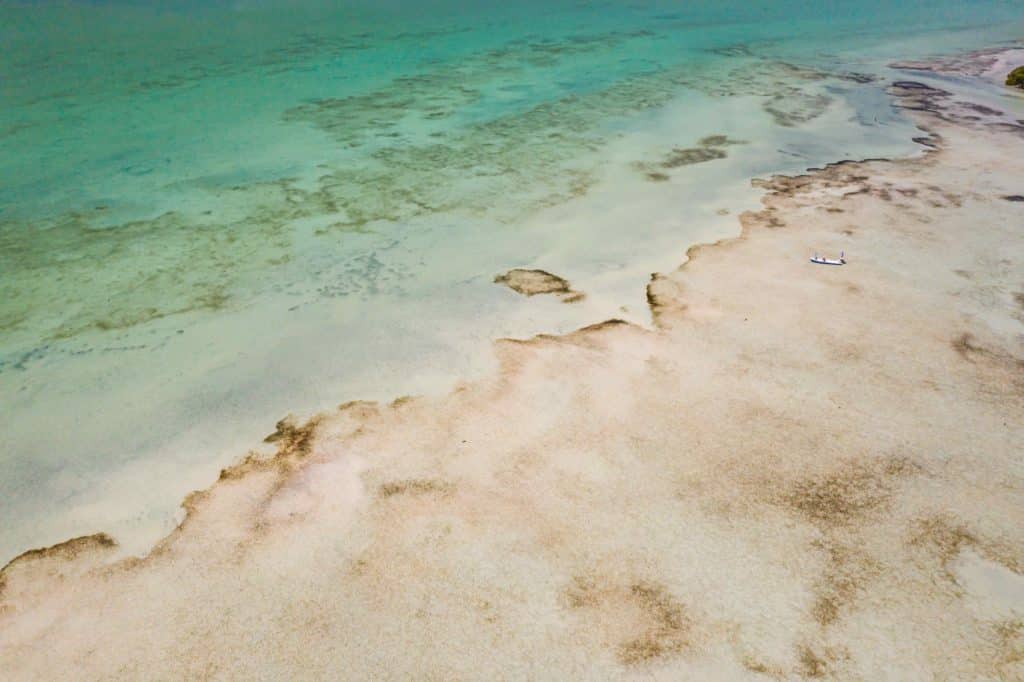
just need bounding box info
[777,456,916,527]
[1007,66,1024,89]
[809,539,880,627]
[263,416,320,458]
[564,575,692,666]
[633,134,745,180]
[377,479,454,498]
[618,582,690,665]
[797,645,830,678]
[494,268,585,303]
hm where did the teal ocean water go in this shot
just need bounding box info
[2,0,1022,562]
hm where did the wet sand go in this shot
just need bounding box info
[2,57,1023,679]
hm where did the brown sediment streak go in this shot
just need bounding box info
[0,534,118,613]
[3,48,1024,679]
[1,533,116,571]
[646,273,688,326]
[0,534,117,593]
[496,318,638,351]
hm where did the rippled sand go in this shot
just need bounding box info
[2,55,1023,679]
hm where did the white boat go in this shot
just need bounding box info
[810,251,845,265]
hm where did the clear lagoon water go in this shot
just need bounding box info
[2,0,1022,562]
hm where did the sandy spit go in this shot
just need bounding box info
[1,60,1024,680]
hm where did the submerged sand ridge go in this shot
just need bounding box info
[2,56,1024,679]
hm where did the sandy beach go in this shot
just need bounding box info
[2,51,1023,679]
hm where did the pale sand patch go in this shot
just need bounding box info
[1,63,1023,679]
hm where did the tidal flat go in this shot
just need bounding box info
[5,0,1024,567]
[2,42,1023,678]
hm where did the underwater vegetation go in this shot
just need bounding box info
[1,42,844,361]
[1007,66,1024,89]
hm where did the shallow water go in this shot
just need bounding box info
[1,0,1022,563]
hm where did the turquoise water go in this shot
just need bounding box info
[2,0,1023,562]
